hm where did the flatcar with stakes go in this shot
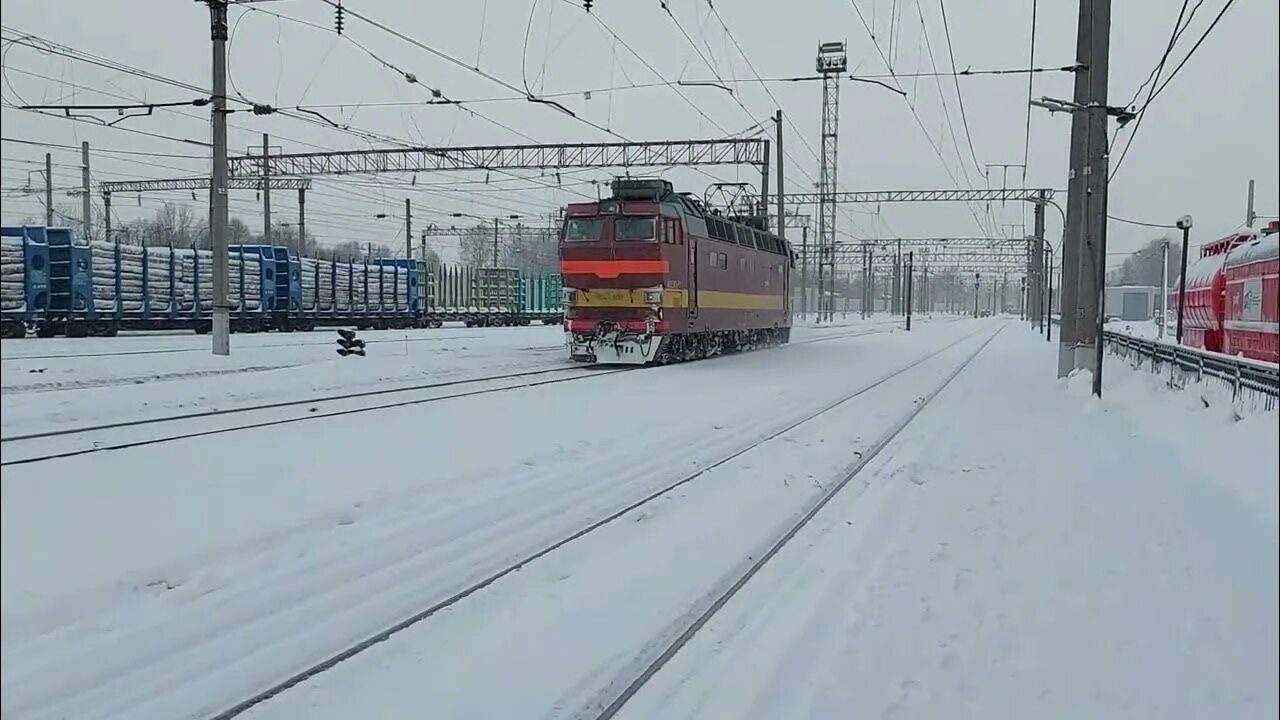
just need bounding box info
[559,178,795,364]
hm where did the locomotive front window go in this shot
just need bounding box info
[564,218,603,242]
[615,218,656,242]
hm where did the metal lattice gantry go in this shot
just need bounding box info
[814,41,846,322]
[95,175,314,246]
[98,176,313,194]
[227,138,769,178]
[797,239,1030,271]
[747,186,1057,324]
[766,187,1057,205]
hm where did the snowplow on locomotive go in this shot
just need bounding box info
[559,178,795,365]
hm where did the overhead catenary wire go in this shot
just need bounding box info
[1110,0,1236,181]
[1021,0,1037,184]
[309,0,626,142]
[846,0,992,237]
[936,0,983,178]
[1107,214,1177,229]
[1108,0,1191,182]
[1,26,600,215]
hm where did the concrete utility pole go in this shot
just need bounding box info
[892,239,903,315]
[80,141,92,241]
[801,225,809,318]
[1175,215,1193,344]
[921,253,929,314]
[1246,178,1256,228]
[1046,251,1054,341]
[493,218,500,267]
[774,110,786,271]
[44,153,54,227]
[404,198,412,259]
[1056,0,1111,387]
[297,187,306,249]
[1032,192,1046,329]
[905,251,914,331]
[760,139,770,227]
[104,192,112,243]
[208,0,231,355]
[421,229,428,264]
[1159,238,1169,339]
[261,133,271,245]
[974,273,980,317]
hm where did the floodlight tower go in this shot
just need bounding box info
[815,41,846,322]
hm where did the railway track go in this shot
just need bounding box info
[584,325,1003,720]
[1,324,906,466]
[199,323,993,720]
[0,365,627,466]
[0,331,496,361]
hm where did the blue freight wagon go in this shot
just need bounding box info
[0,225,562,337]
[0,225,51,338]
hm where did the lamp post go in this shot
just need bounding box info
[1175,214,1193,344]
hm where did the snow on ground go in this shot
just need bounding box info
[250,324,1270,720]
[0,317,906,434]
[233,323,995,720]
[7,316,1270,720]
[0,325,569,434]
[1105,317,1168,340]
[612,326,1278,720]
[0,313,946,720]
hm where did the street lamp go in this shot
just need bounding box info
[1175,214,1193,344]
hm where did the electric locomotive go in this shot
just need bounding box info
[559,178,795,365]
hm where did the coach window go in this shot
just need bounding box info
[563,218,603,242]
[615,217,657,242]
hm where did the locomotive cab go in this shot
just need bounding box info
[559,179,687,364]
[559,177,792,366]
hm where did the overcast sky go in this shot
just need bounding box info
[2,0,1276,267]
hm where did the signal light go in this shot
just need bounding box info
[336,328,365,356]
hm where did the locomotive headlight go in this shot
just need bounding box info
[644,289,663,305]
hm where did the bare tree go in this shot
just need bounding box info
[459,222,494,267]
[1108,235,1182,287]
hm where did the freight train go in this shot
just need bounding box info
[0,225,563,338]
[1172,220,1279,364]
[560,178,794,364]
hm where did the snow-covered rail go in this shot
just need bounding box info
[0,366,629,466]
[201,325,991,720]
[579,325,1003,720]
[1103,330,1279,409]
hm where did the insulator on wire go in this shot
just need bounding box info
[583,0,592,11]
[334,2,344,35]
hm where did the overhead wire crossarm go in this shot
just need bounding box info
[228,139,768,177]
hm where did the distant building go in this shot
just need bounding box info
[1105,285,1160,321]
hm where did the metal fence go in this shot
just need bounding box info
[1103,330,1279,411]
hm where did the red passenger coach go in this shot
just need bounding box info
[1172,221,1279,364]
[559,178,794,365]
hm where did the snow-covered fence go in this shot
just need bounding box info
[1103,330,1278,412]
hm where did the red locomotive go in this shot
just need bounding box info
[1173,220,1279,364]
[558,178,794,364]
